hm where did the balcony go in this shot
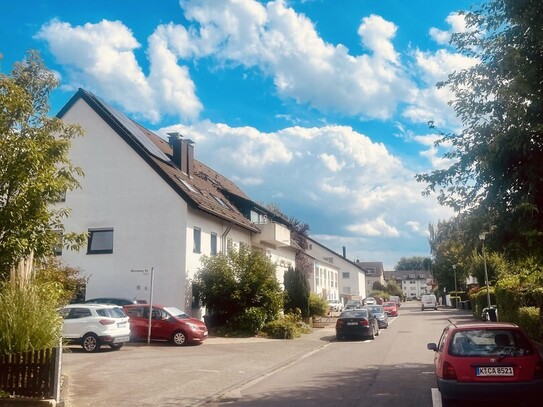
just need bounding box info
[252,222,291,247]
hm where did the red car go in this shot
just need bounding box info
[382,301,399,317]
[427,321,543,403]
[124,304,208,346]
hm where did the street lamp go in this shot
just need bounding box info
[452,265,458,309]
[479,233,492,309]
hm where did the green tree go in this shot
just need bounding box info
[0,51,85,278]
[372,281,386,292]
[196,245,283,326]
[394,256,430,271]
[35,258,88,305]
[385,279,403,297]
[283,266,310,318]
[417,0,543,262]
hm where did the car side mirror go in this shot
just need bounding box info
[427,343,437,351]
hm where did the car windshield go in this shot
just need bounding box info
[449,329,535,357]
[340,309,369,318]
[96,307,127,318]
[345,301,359,306]
[164,307,189,319]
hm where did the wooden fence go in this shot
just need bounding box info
[0,347,61,400]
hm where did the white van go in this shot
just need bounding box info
[421,294,438,311]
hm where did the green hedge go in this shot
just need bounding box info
[517,307,542,340]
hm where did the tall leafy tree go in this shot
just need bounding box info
[0,51,85,278]
[283,266,310,318]
[417,0,543,261]
[394,256,431,271]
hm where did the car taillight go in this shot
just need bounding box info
[443,361,457,380]
[99,319,115,325]
[359,320,369,326]
[336,320,345,328]
[534,359,543,379]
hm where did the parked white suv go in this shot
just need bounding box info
[59,304,130,352]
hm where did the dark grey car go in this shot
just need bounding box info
[364,305,389,329]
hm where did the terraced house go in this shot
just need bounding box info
[54,89,296,318]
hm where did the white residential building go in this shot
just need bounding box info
[55,89,296,317]
[384,270,434,299]
[305,238,366,303]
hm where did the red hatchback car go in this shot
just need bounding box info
[382,301,399,317]
[427,321,543,403]
[124,304,208,346]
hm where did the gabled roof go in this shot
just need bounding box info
[58,88,260,233]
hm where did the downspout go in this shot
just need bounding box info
[222,222,234,253]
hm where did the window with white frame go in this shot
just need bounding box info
[210,233,217,256]
[193,227,201,253]
[87,228,113,254]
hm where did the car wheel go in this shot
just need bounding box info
[82,333,101,352]
[375,324,380,336]
[109,343,124,350]
[171,330,188,346]
[368,326,375,340]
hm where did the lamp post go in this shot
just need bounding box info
[452,265,458,309]
[479,233,491,309]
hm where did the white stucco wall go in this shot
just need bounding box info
[57,98,191,308]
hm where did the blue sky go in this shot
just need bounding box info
[1,0,476,270]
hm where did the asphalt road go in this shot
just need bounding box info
[62,302,522,407]
[211,301,457,407]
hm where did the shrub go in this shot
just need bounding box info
[228,307,268,336]
[308,292,328,317]
[517,307,542,341]
[261,313,311,339]
[196,245,283,328]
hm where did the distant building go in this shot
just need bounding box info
[384,270,434,299]
[306,239,366,302]
[356,261,385,294]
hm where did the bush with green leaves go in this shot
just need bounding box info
[309,292,328,317]
[0,279,63,355]
[261,313,312,339]
[517,307,542,341]
[226,306,268,336]
[196,245,283,330]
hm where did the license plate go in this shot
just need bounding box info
[113,336,130,343]
[117,322,127,328]
[347,322,358,325]
[476,366,514,376]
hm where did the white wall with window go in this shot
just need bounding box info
[305,237,366,302]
